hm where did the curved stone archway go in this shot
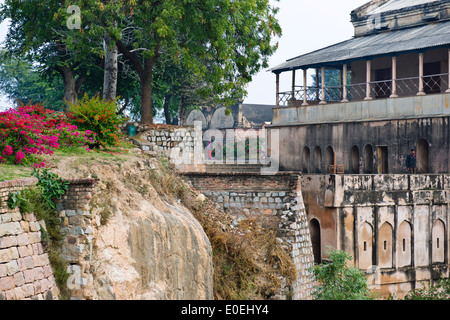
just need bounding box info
[210,107,235,129]
[185,109,208,129]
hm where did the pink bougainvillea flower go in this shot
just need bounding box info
[3,145,13,156]
[15,151,25,164]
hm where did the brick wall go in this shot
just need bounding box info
[183,172,316,300]
[0,178,60,300]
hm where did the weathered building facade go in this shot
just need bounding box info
[269,0,450,175]
[268,0,450,298]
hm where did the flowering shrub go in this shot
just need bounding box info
[67,94,126,148]
[0,104,97,167]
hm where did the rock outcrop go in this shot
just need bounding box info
[52,153,214,300]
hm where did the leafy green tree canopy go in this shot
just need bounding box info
[310,249,374,300]
[71,0,282,123]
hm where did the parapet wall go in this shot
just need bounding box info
[0,178,59,300]
[183,172,315,300]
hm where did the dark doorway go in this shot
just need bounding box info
[364,144,374,173]
[377,146,389,174]
[310,219,321,264]
[417,138,429,173]
[302,147,310,173]
[325,146,335,173]
[314,146,322,174]
[351,145,360,174]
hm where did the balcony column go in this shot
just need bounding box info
[315,68,320,102]
[417,52,426,96]
[390,56,398,98]
[364,59,373,100]
[291,70,296,100]
[302,69,309,106]
[341,63,349,102]
[275,73,280,107]
[446,48,450,93]
[319,66,327,104]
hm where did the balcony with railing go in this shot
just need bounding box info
[277,73,450,107]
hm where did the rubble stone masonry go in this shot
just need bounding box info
[0,177,59,300]
[183,172,316,300]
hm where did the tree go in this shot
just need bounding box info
[310,249,374,300]
[0,51,65,110]
[0,0,102,107]
[74,0,282,124]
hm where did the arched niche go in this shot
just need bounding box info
[378,222,393,269]
[359,222,373,270]
[432,219,445,264]
[309,218,321,264]
[397,221,412,267]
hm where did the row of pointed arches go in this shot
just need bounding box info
[358,219,446,270]
[308,217,447,268]
[301,138,430,174]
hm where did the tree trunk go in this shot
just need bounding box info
[103,33,118,101]
[163,94,172,125]
[116,40,158,124]
[62,65,77,109]
[139,58,154,124]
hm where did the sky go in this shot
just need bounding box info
[243,0,368,105]
[0,0,368,110]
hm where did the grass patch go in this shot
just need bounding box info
[0,164,33,181]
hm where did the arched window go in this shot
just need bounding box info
[379,222,393,268]
[417,138,429,173]
[309,218,321,264]
[325,146,335,173]
[432,219,445,264]
[364,144,374,174]
[351,145,360,174]
[314,146,322,173]
[359,222,373,270]
[302,147,311,173]
[397,221,412,267]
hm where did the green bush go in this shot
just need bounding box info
[310,249,374,300]
[405,276,450,300]
[67,94,126,148]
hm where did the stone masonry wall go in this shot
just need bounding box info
[0,178,60,300]
[54,178,98,300]
[132,125,199,158]
[183,172,316,300]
